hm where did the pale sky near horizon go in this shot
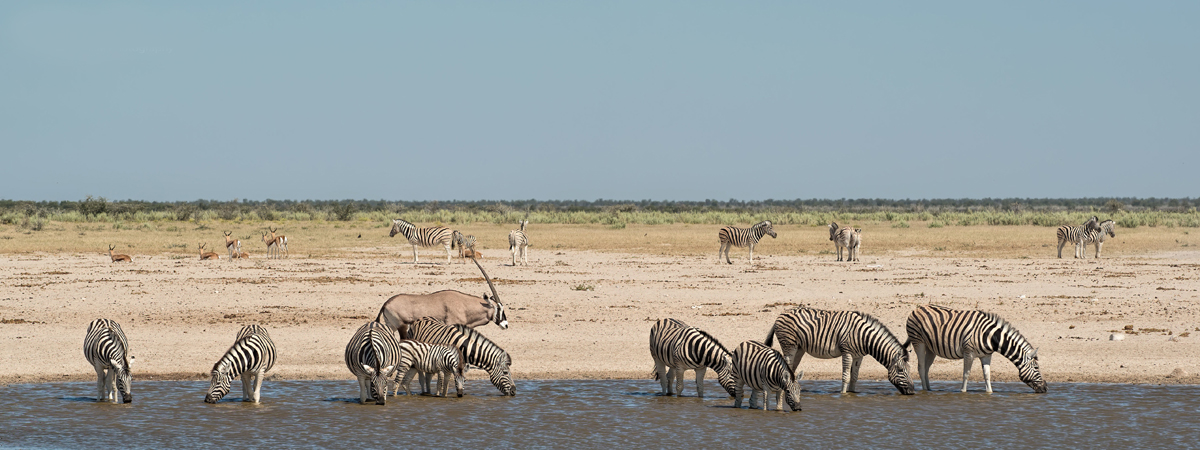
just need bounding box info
[2,2,1197,202]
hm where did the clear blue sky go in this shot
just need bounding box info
[2,1,1197,202]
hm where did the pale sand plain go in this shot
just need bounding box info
[1,224,1199,389]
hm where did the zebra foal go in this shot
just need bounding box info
[389,219,454,264]
[83,318,133,403]
[765,307,914,395]
[731,340,801,412]
[409,317,515,396]
[717,220,777,264]
[649,318,736,398]
[393,341,466,398]
[1056,216,1102,259]
[205,324,277,403]
[345,321,404,405]
[905,304,1047,393]
[509,220,529,266]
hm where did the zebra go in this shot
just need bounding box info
[408,317,516,396]
[1081,219,1117,258]
[829,222,857,262]
[83,318,133,403]
[392,341,466,398]
[731,340,801,412]
[717,220,777,264]
[905,304,1047,394]
[764,307,914,395]
[848,228,862,262]
[452,230,477,259]
[509,220,529,266]
[649,318,737,398]
[345,321,404,405]
[389,218,454,264]
[204,324,277,404]
[1056,216,1103,259]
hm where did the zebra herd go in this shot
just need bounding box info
[1057,216,1118,259]
[391,218,531,266]
[649,304,1045,412]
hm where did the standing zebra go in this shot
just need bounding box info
[452,230,477,259]
[731,340,801,412]
[1081,219,1117,258]
[393,341,466,398]
[905,304,1047,393]
[848,228,862,262]
[1056,216,1102,259]
[764,307,913,395]
[204,324,277,404]
[649,318,737,398]
[83,318,133,403]
[509,220,529,266]
[409,317,516,396]
[717,220,777,264]
[389,219,454,264]
[345,321,404,405]
[828,222,857,262]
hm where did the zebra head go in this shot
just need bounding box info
[828,222,840,241]
[389,219,414,238]
[887,353,915,395]
[783,374,802,412]
[116,362,133,403]
[758,221,777,239]
[490,354,517,396]
[204,369,232,404]
[1101,220,1116,238]
[716,356,738,398]
[1084,216,1101,233]
[1018,348,1047,393]
[364,364,396,405]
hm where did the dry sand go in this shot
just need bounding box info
[2,246,1199,387]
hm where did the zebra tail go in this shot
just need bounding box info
[652,367,660,381]
[764,323,777,348]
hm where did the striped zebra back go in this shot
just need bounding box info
[767,307,913,393]
[1056,225,1093,245]
[731,340,801,411]
[394,340,467,397]
[409,318,515,396]
[905,305,1046,392]
[83,318,132,402]
[390,219,452,247]
[719,221,776,247]
[649,318,736,396]
[509,229,529,247]
[829,222,852,246]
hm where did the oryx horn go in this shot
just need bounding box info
[472,256,501,304]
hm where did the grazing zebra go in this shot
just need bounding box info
[829,222,857,262]
[409,317,516,396]
[649,318,737,398]
[764,307,913,395]
[1081,219,1117,258]
[389,219,453,264]
[509,220,529,266]
[452,230,477,259]
[83,318,133,403]
[345,321,404,405]
[717,220,777,264]
[1056,216,1102,259]
[393,341,466,398]
[731,340,801,412]
[905,304,1047,393]
[204,324,277,404]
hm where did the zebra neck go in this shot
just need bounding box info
[991,324,1030,363]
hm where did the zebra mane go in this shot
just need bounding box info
[393,218,414,228]
[691,328,731,357]
[453,324,510,361]
[979,310,1033,354]
[854,312,906,357]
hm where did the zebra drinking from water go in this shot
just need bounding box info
[509,220,529,266]
[717,220,777,264]
[1081,219,1117,258]
[905,304,1047,393]
[1056,216,1102,259]
[389,219,454,264]
[408,317,516,396]
[393,341,466,398]
[345,321,404,404]
[764,307,913,395]
[649,318,737,398]
[83,318,133,403]
[204,324,277,404]
[731,340,801,412]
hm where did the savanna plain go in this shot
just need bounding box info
[2,221,1198,387]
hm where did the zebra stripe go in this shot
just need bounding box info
[409,317,515,396]
[731,340,801,412]
[649,318,736,398]
[829,222,857,262]
[717,220,777,264]
[509,220,529,266]
[205,324,277,404]
[905,304,1047,393]
[345,321,404,404]
[83,318,132,403]
[1081,219,1117,258]
[389,218,454,263]
[393,341,466,398]
[1056,216,1102,259]
[764,307,913,394]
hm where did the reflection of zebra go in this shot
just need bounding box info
[1081,220,1117,258]
[1056,216,1102,259]
[649,318,736,398]
[905,305,1047,393]
[205,324,277,404]
[393,341,466,398]
[345,322,403,404]
[83,319,132,403]
[731,340,801,411]
[717,220,777,264]
[452,231,477,258]
[390,219,454,263]
[765,307,913,394]
[829,222,856,262]
[509,220,529,266]
[409,317,515,396]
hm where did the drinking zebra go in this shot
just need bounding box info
[83,318,133,403]
[1081,219,1117,258]
[389,219,454,264]
[345,321,404,405]
[764,307,913,395]
[392,341,466,398]
[1055,216,1102,259]
[717,220,777,264]
[408,317,516,396]
[731,340,801,412]
[905,304,1047,393]
[509,220,529,266]
[649,318,736,398]
[828,222,857,262]
[204,324,277,404]
[452,230,477,259]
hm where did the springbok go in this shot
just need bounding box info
[223,231,241,259]
[199,243,221,260]
[108,245,132,263]
[233,251,250,259]
[263,227,288,259]
[376,258,508,339]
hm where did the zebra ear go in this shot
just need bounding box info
[795,370,804,382]
[1031,348,1039,359]
[382,365,396,376]
[361,364,375,374]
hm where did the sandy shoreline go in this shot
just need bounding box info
[3,249,1199,388]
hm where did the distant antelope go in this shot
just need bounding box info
[262,227,289,259]
[108,245,132,263]
[233,251,250,259]
[199,243,221,260]
[463,248,483,259]
[223,231,241,259]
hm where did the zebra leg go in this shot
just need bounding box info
[358,376,371,404]
[849,355,863,393]
[422,371,433,395]
[961,354,975,393]
[694,367,707,398]
[748,243,754,264]
[401,370,418,396]
[733,379,745,408]
[94,365,107,402]
[412,245,420,263]
[775,388,784,412]
[980,354,993,394]
[653,359,670,395]
[242,371,253,401]
[672,367,687,396]
[840,354,853,394]
[436,371,446,397]
[253,370,265,403]
[749,389,762,410]
[1057,239,1065,258]
[914,343,933,391]
[445,244,452,264]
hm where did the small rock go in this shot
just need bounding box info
[1123,325,1134,330]
[1109,333,1125,341]
[1168,368,1188,378]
